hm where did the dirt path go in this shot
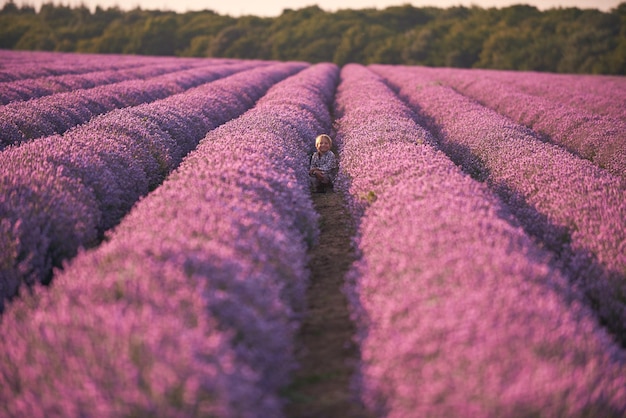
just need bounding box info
[283,190,372,418]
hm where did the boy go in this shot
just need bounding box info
[309,134,337,193]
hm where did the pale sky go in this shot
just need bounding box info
[5,0,622,16]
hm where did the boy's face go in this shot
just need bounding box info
[316,138,331,154]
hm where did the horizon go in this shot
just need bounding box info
[2,0,623,16]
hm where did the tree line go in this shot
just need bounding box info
[1,1,625,74]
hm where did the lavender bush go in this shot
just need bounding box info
[370,64,626,346]
[0,62,339,417]
[461,68,626,123]
[0,62,307,310]
[333,64,626,417]
[0,61,265,148]
[1,50,624,417]
[0,60,214,105]
[406,66,626,180]
[0,51,165,82]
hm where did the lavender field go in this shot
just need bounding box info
[0,50,625,417]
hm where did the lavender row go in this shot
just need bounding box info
[0,60,213,105]
[0,50,73,67]
[0,63,338,418]
[465,68,626,122]
[408,66,626,180]
[371,64,626,345]
[334,64,626,417]
[0,50,236,77]
[0,62,307,311]
[0,51,221,82]
[0,51,169,82]
[0,61,267,149]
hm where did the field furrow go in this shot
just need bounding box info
[371,64,626,345]
[333,64,626,417]
[0,62,338,418]
[0,62,306,310]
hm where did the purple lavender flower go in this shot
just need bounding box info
[0,61,265,148]
[406,66,626,180]
[0,50,199,82]
[333,64,626,417]
[2,49,624,417]
[0,60,209,105]
[0,63,339,417]
[463,68,626,123]
[370,64,626,345]
[0,62,307,310]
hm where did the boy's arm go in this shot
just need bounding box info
[309,153,318,175]
[329,152,338,181]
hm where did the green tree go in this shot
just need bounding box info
[14,23,57,50]
[368,35,404,64]
[0,9,35,48]
[208,17,270,58]
[134,13,180,55]
[557,10,621,73]
[479,29,533,70]
[607,2,626,73]
[402,23,450,66]
[0,2,624,74]
[177,11,234,56]
[442,13,491,67]
[334,23,395,65]
[334,24,370,65]
[266,6,338,62]
[80,19,132,53]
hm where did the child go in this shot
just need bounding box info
[309,134,338,193]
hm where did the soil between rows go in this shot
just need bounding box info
[283,190,372,418]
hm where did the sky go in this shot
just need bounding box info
[4,0,623,16]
